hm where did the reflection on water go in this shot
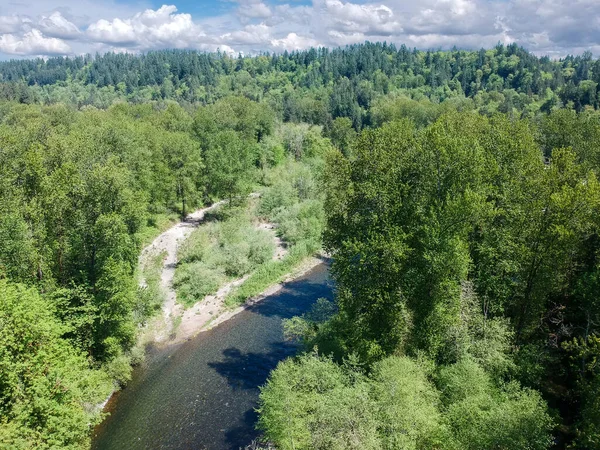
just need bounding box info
[92,263,332,450]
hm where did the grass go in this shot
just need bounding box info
[174,204,275,308]
[133,249,167,325]
[136,211,180,248]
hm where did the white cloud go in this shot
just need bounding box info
[237,0,272,20]
[0,29,71,55]
[39,12,80,39]
[271,32,320,51]
[328,30,366,46]
[221,23,271,46]
[0,15,28,34]
[87,5,207,50]
[318,0,399,34]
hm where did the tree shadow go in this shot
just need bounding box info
[208,342,298,392]
[224,408,261,449]
[246,274,334,321]
[209,344,300,448]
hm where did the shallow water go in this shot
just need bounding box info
[92,263,332,450]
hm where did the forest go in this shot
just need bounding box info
[0,42,599,449]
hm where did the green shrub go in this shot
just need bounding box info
[173,261,227,306]
[226,241,317,307]
[258,353,378,450]
[259,354,554,450]
[274,199,324,246]
[437,359,554,450]
[259,354,450,450]
[175,210,275,307]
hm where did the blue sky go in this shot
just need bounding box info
[140,0,231,17]
[139,0,314,17]
[0,0,598,59]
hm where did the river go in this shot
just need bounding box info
[92,263,332,450]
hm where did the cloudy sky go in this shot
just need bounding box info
[0,0,598,60]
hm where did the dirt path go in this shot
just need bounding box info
[138,201,226,342]
[137,199,316,346]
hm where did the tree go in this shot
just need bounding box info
[204,130,255,203]
[162,131,203,217]
[0,280,113,449]
[328,117,356,157]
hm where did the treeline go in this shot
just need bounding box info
[0,97,325,448]
[0,43,599,116]
[258,110,600,449]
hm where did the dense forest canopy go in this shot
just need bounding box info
[258,108,600,450]
[0,42,600,449]
[0,43,599,116]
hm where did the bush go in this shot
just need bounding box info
[274,199,324,246]
[226,241,318,307]
[370,356,451,449]
[175,209,275,307]
[437,359,554,450]
[173,261,227,306]
[258,353,379,450]
[259,354,554,450]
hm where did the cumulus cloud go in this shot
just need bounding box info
[318,0,400,35]
[221,23,272,46]
[0,15,29,34]
[87,5,206,49]
[0,29,71,55]
[271,32,321,51]
[0,0,599,58]
[39,12,80,39]
[236,0,272,20]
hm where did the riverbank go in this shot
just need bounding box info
[134,197,325,348]
[192,254,327,337]
[92,263,332,450]
[96,198,323,418]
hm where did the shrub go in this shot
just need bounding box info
[173,262,227,306]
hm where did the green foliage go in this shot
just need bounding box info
[222,156,327,307]
[259,353,552,450]
[0,280,113,449]
[437,360,553,450]
[5,43,600,118]
[572,374,600,449]
[369,356,450,449]
[204,131,256,202]
[175,209,275,307]
[0,99,279,446]
[259,158,325,247]
[258,353,377,450]
[134,250,167,324]
[328,117,357,157]
[258,108,600,449]
[226,241,318,307]
[2,43,600,448]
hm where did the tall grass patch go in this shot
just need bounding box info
[174,207,275,307]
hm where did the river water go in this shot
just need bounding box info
[92,263,332,450]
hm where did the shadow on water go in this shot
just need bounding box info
[92,262,332,450]
[246,278,334,320]
[209,339,302,392]
[225,409,260,449]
